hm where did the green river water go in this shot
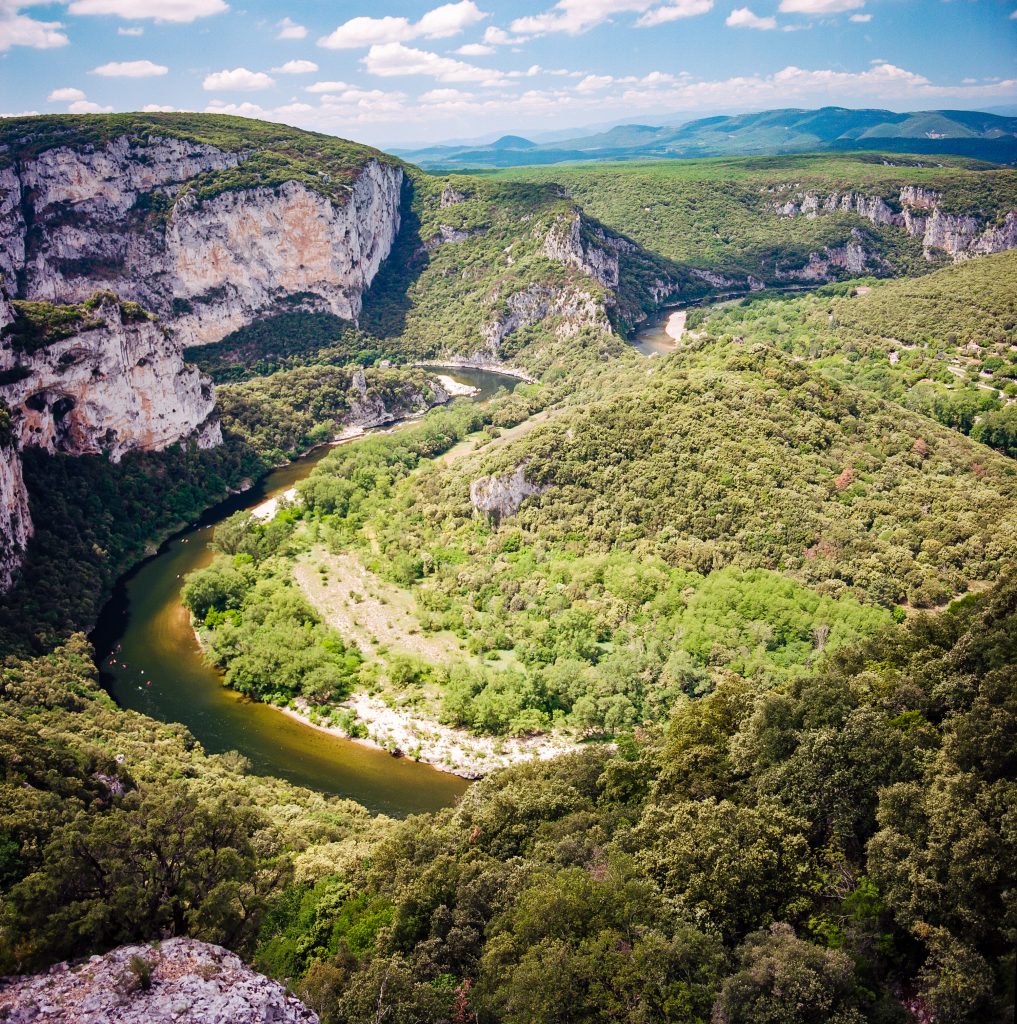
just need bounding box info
[95,368,517,817]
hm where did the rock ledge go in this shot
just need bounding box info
[0,937,318,1024]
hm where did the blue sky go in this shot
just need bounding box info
[2,0,1015,147]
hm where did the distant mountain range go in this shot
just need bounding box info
[395,107,1017,169]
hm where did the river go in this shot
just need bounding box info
[93,367,518,818]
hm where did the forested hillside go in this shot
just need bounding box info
[1,113,1016,1023]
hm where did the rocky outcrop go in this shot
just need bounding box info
[470,463,547,523]
[423,223,478,251]
[478,283,612,357]
[0,434,31,590]
[542,211,620,289]
[164,165,402,345]
[2,135,403,345]
[347,366,450,430]
[775,238,877,282]
[0,295,219,461]
[440,183,468,207]
[772,186,1017,260]
[689,268,765,292]
[0,937,319,1023]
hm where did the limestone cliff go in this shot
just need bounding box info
[0,937,319,1024]
[542,210,620,289]
[772,186,1017,260]
[0,118,404,589]
[470,463,547,523]
[1,295,218,461]
[0,432,31,591]
[2,136,403,345]
[775,235,878,282]
[348,365,450,429]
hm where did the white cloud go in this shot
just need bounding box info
[0,5,68,50]
[1010,9,1017,18]
[276,16,306,39]
[848,12,870,21]
[778,0,863,12]
[92,59,169,76]
[48,86,87,101]
[455,42,494,55]
[320,2,486,49]
[636,0,713,26]
[305,80,351,93]
[416,1,487,38]
[576,73,614,92]
[142,103,176,111]
[203,67,275,91]
[511,0,710,34]
[482,25,527,44]
[420,87,474,102]
[67,0,228,22]
[204,100,271,117]
[69,99,114,113]
[726,7,777,29]
[362,42,505,83]
[319,15,413,49]
[276,101,313,114]
[117,25,143,35]
[272,59,318,74]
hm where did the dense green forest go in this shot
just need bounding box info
[1,116,1016,1021]
[491,154,1017,283]
[5,579,1014,1022]
[692,253,1017,456]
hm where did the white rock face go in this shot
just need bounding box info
[2,135,403,345]
[773,186,1017,260]
[0,129,403,588]
[165,164,403,345]
[542,211,620,289]
[0,937,319,1024]
[470,463,547,523]
[478,282,612,357]
[776,239,875,282]
[0,437,32,591]
[0,296,219,462]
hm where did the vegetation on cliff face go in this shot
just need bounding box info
[0,113,395,207]
[491,154,1017,282]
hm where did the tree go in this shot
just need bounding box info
[713,923,864,1024]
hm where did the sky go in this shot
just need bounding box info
[1,0,1015,147]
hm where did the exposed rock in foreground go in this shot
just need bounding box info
[0,435,31,591]
[0,938,318,1024]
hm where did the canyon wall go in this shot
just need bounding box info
[1,139,403,345]
[772,186,1017,260]
[0,127,405,589]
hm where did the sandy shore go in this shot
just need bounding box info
[249,487,298,522]
[435,374,480,397]
[665,310,687,342]
[281,693,590,779]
